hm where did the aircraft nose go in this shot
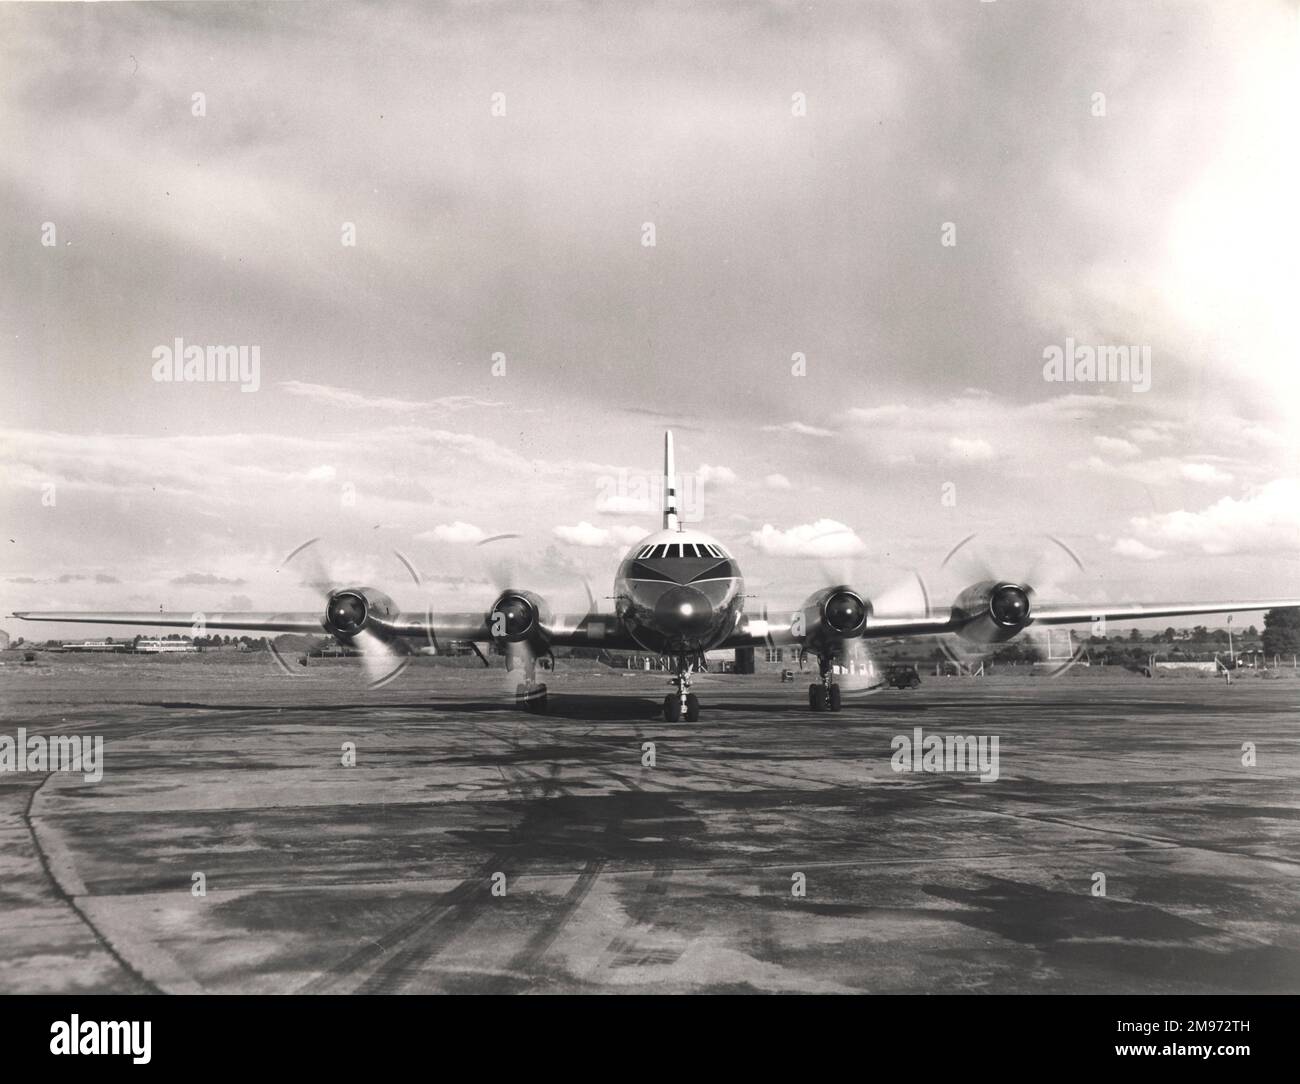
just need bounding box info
[654,585,713,638]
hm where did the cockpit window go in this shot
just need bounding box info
[641,541,731,559]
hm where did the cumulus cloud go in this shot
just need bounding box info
[947,437,994,461]
[764,473,792,490]
[595,492,656,515]
[846,405,910,423]
[280,382,502,413]
[421,521,488,545]
[839,395,1285,504]
[697,464,737,486]
[553,522,648,548]
[1180,462,1234,485]
[1112,538,1166,560]
[1127,479,1300,555]
[171,572,248,586]
[1094,435,1140,457]
[749,519,867,558]
[9,573,119,584]
[1086,455,1235,486]
[761,422,835,438]
[1127,426,1170,444]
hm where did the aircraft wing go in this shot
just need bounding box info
[12,611,328,633]
[721,597,1300,650]
[721,611,956,648]
[1024,599,1300,626]
[536,613,640,650]
[11,608,642,650]
[860,598,1300,634]
[387,611,639,650]
[718,612,797,648]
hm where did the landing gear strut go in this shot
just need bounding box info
[663,653,702,722]
[510,647,547,714]
[807,652,842,713]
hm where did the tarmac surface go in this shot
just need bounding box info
[1,654,1298,994]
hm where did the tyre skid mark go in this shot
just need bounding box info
[316,734,588,993]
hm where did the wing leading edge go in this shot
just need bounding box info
[1026,599,1300,627]
[722,597,1300,648]
[11,611,326,633]
[15,597,1300,651]
[11,609,642,650]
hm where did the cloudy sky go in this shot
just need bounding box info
[2,0,1298,634]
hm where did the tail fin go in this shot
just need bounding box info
[663,430,680,532]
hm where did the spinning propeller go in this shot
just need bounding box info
[474,533,597,705]
[269,537,423,689]
[936,533,1088,675]
[810,551,931,692]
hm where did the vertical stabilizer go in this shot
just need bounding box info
[663,430,680,531]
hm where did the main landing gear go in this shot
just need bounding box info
[807,652,843,713]
[662,653,702,722]
[511,649,548,714]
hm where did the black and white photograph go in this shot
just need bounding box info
[1,0,1297,1057]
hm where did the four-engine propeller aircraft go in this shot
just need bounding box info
[14,432,1300,721]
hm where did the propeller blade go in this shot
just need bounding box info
[1025,534,1084,594]
[934,532,1091,674]
[280,536,335,597]
[816,555,856,593]
[833,637,884,691]
[940,533,995,583]
[353,628,409,688]
[870,568,930,618]
[270,537,425,690]
[476,531,597,616]
[501,638,538,696]
[477,534,521,592]
[1020,623,1087,676]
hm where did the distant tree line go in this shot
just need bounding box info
[1263,608,1300,658]
[23,634,272,650]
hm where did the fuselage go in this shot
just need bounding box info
[614,527,745,655]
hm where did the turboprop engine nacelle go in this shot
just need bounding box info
[794,585,870,648]
[323,586,401,642]
[488,590,553,648]
[951,580,1033,645]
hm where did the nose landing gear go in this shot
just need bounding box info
[662,691,699,722]
[663,653,702,721]
[807,652,842,713]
